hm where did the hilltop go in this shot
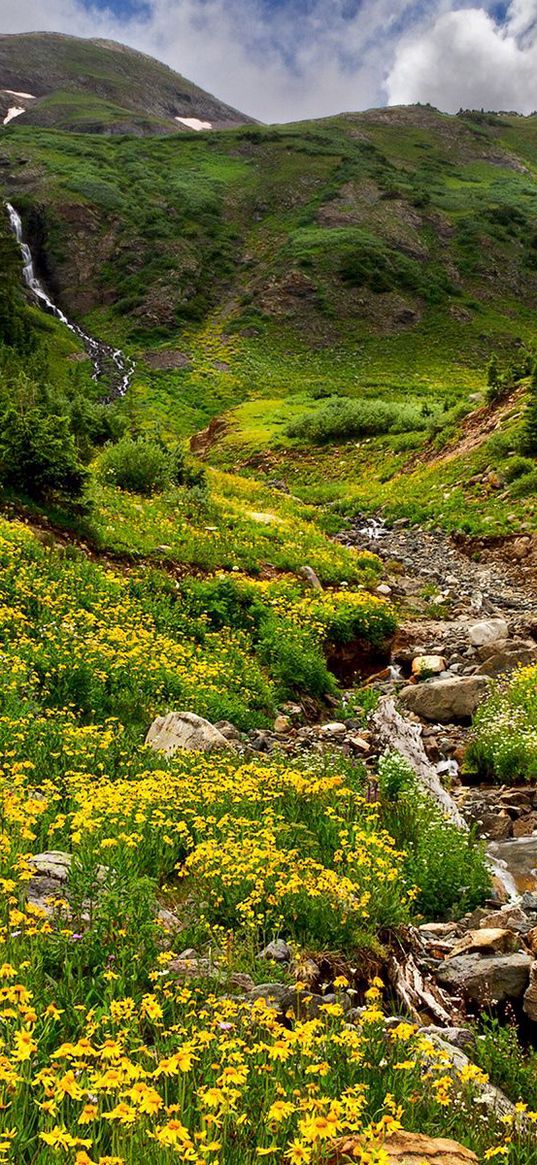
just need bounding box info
[0,32,254,134]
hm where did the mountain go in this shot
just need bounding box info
[0,33,254,134]
[3,89,537,538]
[4,102,537,358]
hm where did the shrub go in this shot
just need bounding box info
[378,752,490,919]
[259,616,337,700]
[287,398,427,444]
[100,437,172,495]
[467,665,537,782]
[521,360,537,455]
[0,406,87,504]
[509,468,537,497]
[502,455,534,483]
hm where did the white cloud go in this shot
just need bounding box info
[2,0,537,121]
[0,0,417,122]
[387,0,537,113]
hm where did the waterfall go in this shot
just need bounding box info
[5,202,135,399]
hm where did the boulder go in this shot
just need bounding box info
[145,711,232,755]
[347,734,370,753]
[247,983,288,1010]
[326,1131,477,1164]
[477,645,536,677]
[523,960,537,1022]
[412,655,447,678]
[258,939,291,963]
[214,719,242,741]
[448,928,519,959]
[28,851,72,881]
[468,618,508,647]
[480,811,513,840]
[398,676,490,722]
[319,721,347,740]
[479,905,533,935]
[299,565,322,591]
[513,813,537,838]
[436,952,532,1003]
[273,715,292,735]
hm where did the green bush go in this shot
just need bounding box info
[378,752,490,919]
[287,398,427,444]
[473,1017,537,1111]
[502,455,534,483]
[259,616,337,700]
[509,468,537,497]
[467,667,537,782]
[0,406,87,504]
[99,438,205,497]
[100,437,172,495]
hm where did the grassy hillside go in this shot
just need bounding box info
[4,104,537,532]
[0,33,253,133]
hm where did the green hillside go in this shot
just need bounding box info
[4,100,537,534]
[0,33,253,133]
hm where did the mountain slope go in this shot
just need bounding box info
[4,98,537,537]
[0,33,254,134]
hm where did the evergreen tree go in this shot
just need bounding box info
[486,352,502,402]
[522,360,537,456]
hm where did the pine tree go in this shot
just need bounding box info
[486,352,502,402]
[522,361,537,456]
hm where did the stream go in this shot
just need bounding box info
[5,202,135,399]
[348,516,537,904]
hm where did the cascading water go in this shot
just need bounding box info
[5,202,135,399]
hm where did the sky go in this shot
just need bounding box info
[2,0,537,122]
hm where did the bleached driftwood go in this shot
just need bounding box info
[371,696,468,830]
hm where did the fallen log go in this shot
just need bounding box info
[371,696,468,830]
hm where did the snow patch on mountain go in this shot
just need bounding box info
[175,116,212,131]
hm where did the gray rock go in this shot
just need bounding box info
[28,851,72,881]
[521,893,537,913]
[436,952,532,1003]
[398,676,490,722]
[146,711,233,755]
[299,565,323,591]
[468,619,509,647]
[418,1025,474,1049]
[523,960,537,1022]
[248,729,275,752]
[258,939,292,963]
[248,983,288,1009]
[214,720,242,741]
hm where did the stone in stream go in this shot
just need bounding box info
[436,952,532,1003]
[398,676,490,722]
[487,837,537,898]
[477,905,534,935]
[145,711,233,755]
